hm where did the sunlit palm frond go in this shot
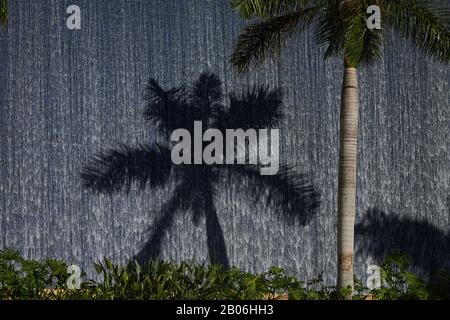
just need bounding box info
[230,7,321,73]
[314,0,346,59]
[382,0,450,62]
[230,0,314,19]
[344,7,383,66]
[233,0,449,67]
[81,144,172,193]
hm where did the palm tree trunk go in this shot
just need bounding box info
[337,58,359,294]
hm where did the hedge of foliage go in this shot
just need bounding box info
[0,248,448,300]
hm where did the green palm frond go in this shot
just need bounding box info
[232,0,450,69]
[344,6,384,66]
[0,0,7,26]
[230,0,313,19]
[230,6,321,73]
[315,0,346,59]
[382,0,450,62]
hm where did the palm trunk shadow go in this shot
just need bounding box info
[204,194,229,269]
[133,182,230,269]
[133,186,188,264]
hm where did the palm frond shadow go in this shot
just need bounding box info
[356,207,450,277]
[82,72,320,268]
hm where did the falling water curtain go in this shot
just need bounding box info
[0,0,449,283]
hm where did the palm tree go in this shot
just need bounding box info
[230,0,449,292]
[0,0,7,26]
[82,72,320,268]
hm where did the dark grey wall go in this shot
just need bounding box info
[1,0,449,284]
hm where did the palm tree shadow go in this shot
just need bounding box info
[133,173,230,268]
[133,183,190,264]
[82,72,320,268]
[133,166,319,268]
[355,207,450,277]
[204,194,229,267]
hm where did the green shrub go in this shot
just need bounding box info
[0,248,69,299]
[88,260,300,300]
[1,248,448,300]
[366,253,450,300]
[369,253,429,299]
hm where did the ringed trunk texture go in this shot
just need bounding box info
[337,61,360,293]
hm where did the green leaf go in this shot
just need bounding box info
[0,0,7,26]
[104,258,113,271]
[230,0,313,19]
[94,262,103,274]
[382,0,450,63]
[344,7,383,67]
[230,6,321,73]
